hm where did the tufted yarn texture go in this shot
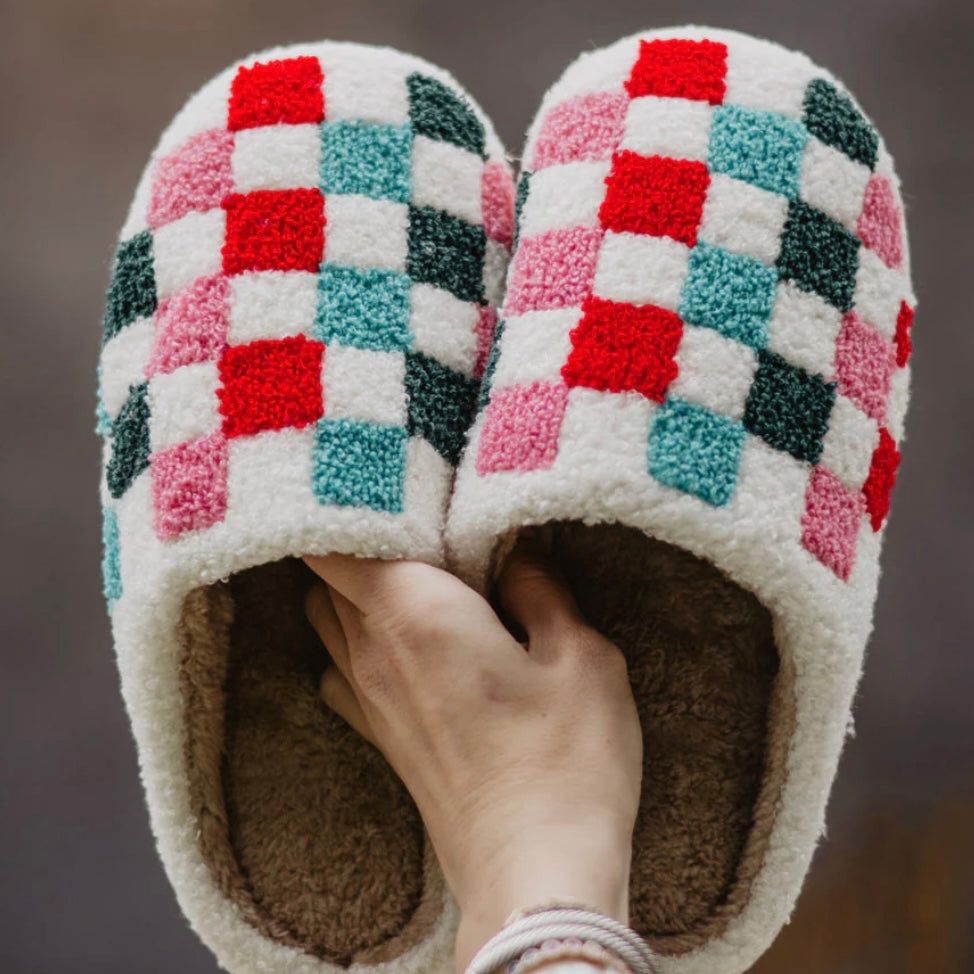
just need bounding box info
[96,40,512,974]
[446,25,915,974]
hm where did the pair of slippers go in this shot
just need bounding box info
[97,25,915,974]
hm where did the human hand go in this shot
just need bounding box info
[303,536,644,972]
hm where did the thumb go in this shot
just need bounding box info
[495,536,584,660]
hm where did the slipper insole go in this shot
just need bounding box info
[176,521,791,960]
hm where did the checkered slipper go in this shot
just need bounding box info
[96,42,512,974]
[447,25,914,974]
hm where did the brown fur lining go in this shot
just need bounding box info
[176,523,793,962]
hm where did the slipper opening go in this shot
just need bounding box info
[489,521,795,953]
[177,558,445,965]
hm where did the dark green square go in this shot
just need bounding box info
[103,231,157,344]
[407,73,486,158]
[405,351,478,465]
[477,318,506,411]
[407,205,486,304]
[743,349,836,464]
[107,382,151,499]
[777,200,860,312]
[513,172,531,249]
[803,78,878,170]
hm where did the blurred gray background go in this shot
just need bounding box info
[2,1,972,971]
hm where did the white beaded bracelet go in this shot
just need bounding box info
[463,905,660,974]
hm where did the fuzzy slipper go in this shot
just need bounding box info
[96,42,513,974]
[447,25,915,974]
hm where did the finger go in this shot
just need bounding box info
[320,664,377,746]
[305,582,352,680]
[303,551,389,608]
[303,552,440,614]
[495,536,585,659]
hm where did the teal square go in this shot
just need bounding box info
[312,418,407,512]
[321,121,412,202]
[679,242,777,349]
[648,397,746,507]
[709,105,809,197]
[101,506,122,607]
[316,264,412,351]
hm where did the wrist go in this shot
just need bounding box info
[453,820,631,972]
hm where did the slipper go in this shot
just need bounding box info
[447,25,915,974]
[96,41,513,974]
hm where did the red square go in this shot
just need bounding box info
[218,335,325,438]
[894,301,914,368]
[600,152,709,246]
[561,296,683,402]
[861,426,901,531]
[227,56,325,130]
[625,38,728,104]
[222,189,325,275]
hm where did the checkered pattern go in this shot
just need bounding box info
[97,50,511,592]
[478,35,913,581]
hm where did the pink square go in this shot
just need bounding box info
[833,311,894,423]
[147,128,234,229]
[146,274,230,376]
[857,174,903,269]
[474,305,498,379]
[531,92,628,169]
[801,465,866,580]
[504,226,602,316]
[151,431,229,540]
[481,161,515,249]
[476,381,569,475]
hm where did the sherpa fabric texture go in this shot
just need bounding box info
[446,25,914,974]
[96,41,512,974]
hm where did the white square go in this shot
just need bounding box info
[482,238,508,308]
[148,360,221,451]
[152,208,225,299]
[887,366,911,442]
[592,232,690,311]
[723,43,817,119]
[491,309,577,387]
[322,50,409,124]
[226,427,315,527]
[799,138,871,234]
[670,323,758,420]
[100,316,155,418]
[322,345,406,425]
[228,271,318,343]
[729,436,810,547]
[323,195,408,272]
[553,386,656,479]
[819,393,880,489]
[766,281,843,378]
[231,124,322,193]
[411,135,483,226]
[518,160,610,237]
[620,96,713,162]
[853,248,906,340]
[409,283,479,375]
[697,173,789,265]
